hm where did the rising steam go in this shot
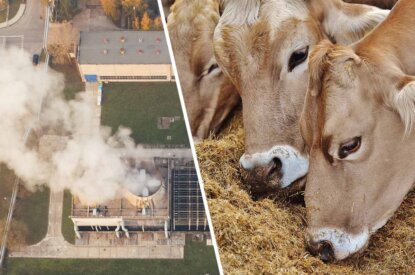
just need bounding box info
[0,48,171,203]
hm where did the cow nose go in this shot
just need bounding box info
[240,157,282,194]
[307,240,335,263]
[265,157,282,179]
[240,145,309,192]
[318,241,335,262]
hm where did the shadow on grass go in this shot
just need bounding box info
[61,190,75,244]
[13,186,50,245]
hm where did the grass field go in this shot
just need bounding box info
[0,166,15,213]
[101,82,189,147]
[0,0,22,24]
[0,164,49,247]
[5,237,219,275]
[50,63,84,100]
[12,186,50,245]
[0,165,17,234]
[61,190,75,244]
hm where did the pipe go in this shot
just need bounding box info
[115,224,121,238]
[151,199,154,216]
[74,224,81,239]
[164,220,168,239]
[121,222,130,238]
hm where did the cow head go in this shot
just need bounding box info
[167,0,240,142]
[301,1,415,260]
[213,0,389,194]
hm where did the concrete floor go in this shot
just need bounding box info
[9,189,185,259]
[0,0,44,55]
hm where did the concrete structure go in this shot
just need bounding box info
[70,158,208,241]
[76,31,175,82]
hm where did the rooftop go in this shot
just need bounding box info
[78,31,170,65]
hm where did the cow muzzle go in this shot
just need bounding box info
[239,145,309,193]
[306,227,370,261]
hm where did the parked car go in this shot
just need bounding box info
[32,54,39,66]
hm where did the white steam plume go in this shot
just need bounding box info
[0,48,180,203]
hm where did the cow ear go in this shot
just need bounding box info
[319,0,389,45]
[391,76,415,135]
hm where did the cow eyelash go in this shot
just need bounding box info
[338,137,361,159]
[207,64,219,74]
[199,64,220,81]
[288,46,309,72]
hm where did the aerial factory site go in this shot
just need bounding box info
[0,0,218,274]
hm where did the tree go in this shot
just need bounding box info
[140,11,151,31]
[132,15,140,30]
[121,0,143,10]
[153,16,162,31]
[101,0,121,22]
[56,0,78,22]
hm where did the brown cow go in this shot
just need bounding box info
[214,0,390,194]
[167,0,240,141]
[301,0,415,261]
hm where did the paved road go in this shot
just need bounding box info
[0,0,44,54]
[10,189,185,259]
[10,242,184,259]
[46,190,64,238]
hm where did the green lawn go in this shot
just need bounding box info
[50,63,84,100]
[101,82,189,147]
[0,165,17,231]
[0,165,15,213]
[0,0,22,24]
[61,190,75,244]
[0,164,49,247]
[5,237,219,275]
[12,186,50,245]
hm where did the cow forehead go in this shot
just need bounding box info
[260,0,309,31]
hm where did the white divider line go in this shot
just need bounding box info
[156,2,224,275]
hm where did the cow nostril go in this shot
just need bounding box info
[318,241,335,262]
[266,157,282,178]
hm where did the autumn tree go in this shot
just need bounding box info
[140,12,151,31]
[132,15,140,30]
[56,0,78,22]
[101,0,121,22]
[153,16,162,30]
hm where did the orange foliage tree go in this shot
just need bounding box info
[153,16,163,30]
[101,0,121,22]
[141,12,151,31]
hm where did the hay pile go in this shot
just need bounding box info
[197,109,415,274]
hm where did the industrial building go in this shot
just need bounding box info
[76,31,175,82]
[171,162,208,231]
[70,158,209,240]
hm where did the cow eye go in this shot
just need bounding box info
[207,63,219,74]
[338,137,361,159]
[288,46,309,72]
